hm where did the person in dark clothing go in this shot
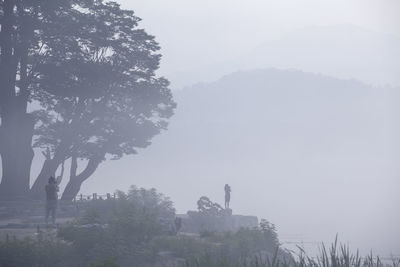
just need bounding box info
[224,184,231,209]
[45,176,59,225]
[174,217,182,234]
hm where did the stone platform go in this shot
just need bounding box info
[177,210,258,233]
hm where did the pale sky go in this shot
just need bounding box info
[98,0,400,253]
[103,0,400,256]
[0,0,398,259]
[117,0,400,82]
[15,0,398,259]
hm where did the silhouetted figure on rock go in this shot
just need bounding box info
[224,184,231,209]
[45,176,59,225]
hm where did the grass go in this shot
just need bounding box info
[184,237,400,267]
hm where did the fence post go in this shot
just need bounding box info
[80,194,83,201]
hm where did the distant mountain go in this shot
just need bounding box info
[167,25,400,88]
[243,25,400,87]
[88,68,398,217]
[84,68,400,255]
[171,69,398,162]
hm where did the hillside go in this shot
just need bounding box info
[83,68,400,256]
[167,25,400,88]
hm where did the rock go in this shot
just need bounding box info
[178,211,258,233]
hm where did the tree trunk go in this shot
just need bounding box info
[0,0,36,200]
[0,0,15,105]
[61,156,103,201]
[29,158,60,200]
[29,139,72,199]
[0,114,35,200]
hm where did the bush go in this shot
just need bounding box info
[151,220,291,265]
[1,186,397,267]
[0,231,78,267]
[57,186,176,266]
[151,235,212,259]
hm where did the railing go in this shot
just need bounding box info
[0,193,118,220]
[73,193,117,201]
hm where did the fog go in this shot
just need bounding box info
[68,0,400,257]
[117,0,400,88]
[2,0,398,261]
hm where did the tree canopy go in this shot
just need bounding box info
[0,0,175,200]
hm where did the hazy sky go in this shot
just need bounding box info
[12,0,397,259]
[117,0,400,84]
[97,0,400,256]
[0,0,398,259]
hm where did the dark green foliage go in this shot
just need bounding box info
[57,186,176,266]
[151,235,212,260]
[0,0,175,200]
[185,241,400,267]
[216,227,280,260]
[0,233,78,267]
[33,0,176,160]
[197,196,224,215]
[151,219,289,266]
[0,188,397,266]
[30,0,176,200]
[197,225,288,265]
[0,221,398,267]
[295,236,400,267]
[90,257,118,267]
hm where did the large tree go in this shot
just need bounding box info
[0,0,74,199]
[0,0,175,200]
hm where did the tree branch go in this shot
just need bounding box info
[70,154,77,179]
[75,155,104,183]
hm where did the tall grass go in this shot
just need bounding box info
[184,237,400,267]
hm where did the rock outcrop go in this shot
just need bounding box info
[178,210,258,233]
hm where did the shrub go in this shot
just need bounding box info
[58,186,176,266]
[0,231,78,267]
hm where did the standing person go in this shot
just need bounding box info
[45,176,59,225]
[224,184,231,209]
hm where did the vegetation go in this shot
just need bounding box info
[57,186,175,266]
[0,186,398,267]
[185,238,400,267]
[1,229,397,267]
[0,0,175,200]
[0,232,77,267]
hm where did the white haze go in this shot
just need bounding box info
[117,0,400,88]
[20,0,400,259]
